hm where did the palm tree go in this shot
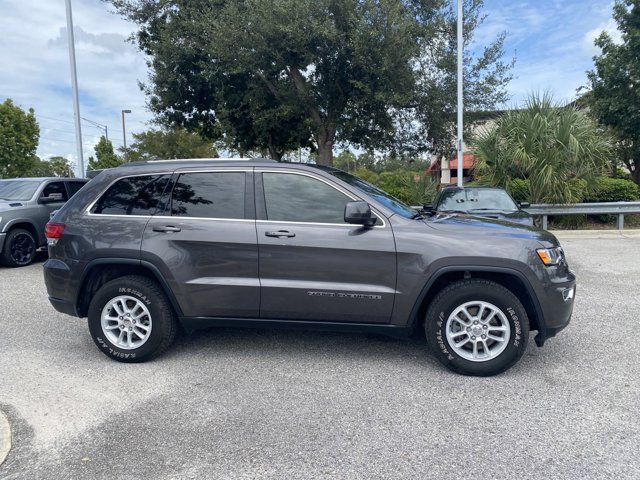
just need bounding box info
[473,92,611,204]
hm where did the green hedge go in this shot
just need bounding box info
[585,177,639,203]
[506,179,529,203]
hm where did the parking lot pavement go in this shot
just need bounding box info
[0,237,639,480]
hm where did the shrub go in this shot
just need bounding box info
[506,179,529,203]
[585,176,639,202]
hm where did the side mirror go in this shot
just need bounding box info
[344,201,376,227]
[518,202,531,209]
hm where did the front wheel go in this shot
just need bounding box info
[425,279,529,376]
[1,228,37,267]
[87,275,178,362]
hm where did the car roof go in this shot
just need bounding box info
[0,177,86,182]
[106,158,324,174]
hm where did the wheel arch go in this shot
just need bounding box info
[3,219,40,244]
[408,266,544,335]
[76,259,183,318]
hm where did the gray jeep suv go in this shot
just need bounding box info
[43,159,575,376]
[0,177,88,267]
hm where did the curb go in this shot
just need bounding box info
[0,410,10,467]
[550,229,640,239]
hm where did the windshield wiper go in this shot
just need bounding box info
[410,211,424,220]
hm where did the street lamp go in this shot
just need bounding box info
[456,0,464,187]
[121,109,131,149]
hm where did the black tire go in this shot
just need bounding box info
[87,275,178,362]
[425,279,529,376]
[1,228,37,267]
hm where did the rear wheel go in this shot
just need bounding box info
[425,279,529,376]
[1,228,37,267]
[87,275,178,362]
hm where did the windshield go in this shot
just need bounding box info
[311,166,418,219]
[437,188,518,212]
[0,180,40,201]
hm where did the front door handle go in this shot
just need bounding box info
[153,225,181,233]
[265,230,295,238]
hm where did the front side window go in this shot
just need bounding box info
[91,175,170,215]
[262,173,351,224]
[170,172,245,219]
[42,182,68,202]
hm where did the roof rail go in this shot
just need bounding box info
[121,157,277,166]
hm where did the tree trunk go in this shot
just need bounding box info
[267,134,282,161]
[315,127,335,166]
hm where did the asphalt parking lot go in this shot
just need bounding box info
[1,234,639,480]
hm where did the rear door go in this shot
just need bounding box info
[142,168,259,318]
[255,169,397,324]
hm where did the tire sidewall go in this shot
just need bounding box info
[427,283,529,376]
[3,229,36,267]
[88,280,170,361]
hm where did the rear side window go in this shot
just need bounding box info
[66,181,86,198]
[170,172,245,219]
[91,175,170,215]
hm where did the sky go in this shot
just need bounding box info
[0,0,622,175]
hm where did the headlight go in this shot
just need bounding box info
[536,247,564,266]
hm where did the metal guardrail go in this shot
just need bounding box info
[415,202,640,230]
[524,202,640,230]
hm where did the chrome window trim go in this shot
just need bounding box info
[256,169,388,228]
[152,215,254,223]
[85,169,251,218]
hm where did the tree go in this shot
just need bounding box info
[473,93,611,204]
[111,0,512,165]
[0,99,40,178]
[123,128,218,162]
[87,136,122,171]
[586,0,640,186]
[47,156,75,178]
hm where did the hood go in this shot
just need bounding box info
[465,210,533,226]
[425,213,559,246]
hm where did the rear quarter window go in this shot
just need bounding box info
[90,175,171,215]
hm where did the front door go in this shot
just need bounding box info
[142,169,259,318]
[255,170,396,324]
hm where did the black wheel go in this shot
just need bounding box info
[1,228,37,267]
[87,275,178,362]
[425,279,529,376]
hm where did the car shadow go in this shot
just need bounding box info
[167,325,438,367]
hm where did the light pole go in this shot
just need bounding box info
[121,109,131,149]
[65,0,84,178]
[456,0,464,187]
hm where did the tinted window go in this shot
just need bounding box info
[42,182,68,202]
[262,173,351,223]
[91,175,170,215]
[171,172,245,219]
[66,181,86,198]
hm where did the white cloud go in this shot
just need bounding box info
[0,0,152,176]
[583,18,622,55]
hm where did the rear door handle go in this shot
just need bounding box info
[265,230,295,238]
[152,225,181,233]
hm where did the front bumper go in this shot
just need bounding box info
[534,277,576,347]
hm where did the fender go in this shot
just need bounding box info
[407,265,545,334]
[78,257,184,317]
